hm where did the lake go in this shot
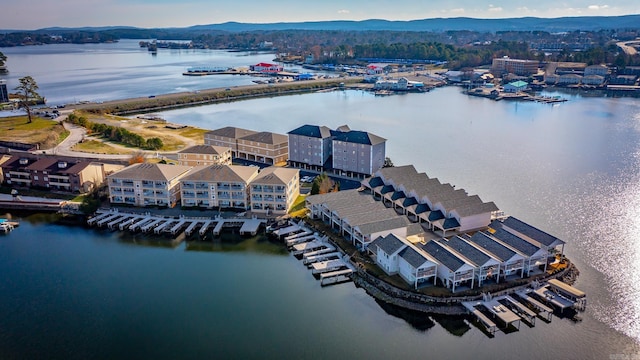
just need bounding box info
[1,40,639,359]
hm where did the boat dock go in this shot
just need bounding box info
[87,209,266,239]
[278,221,354,287]
[461,301,498,335]
[320,269,354,286]
[291,238,331,256]
[515,290,554,322]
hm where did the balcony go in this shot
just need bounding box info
[182,183,195,189]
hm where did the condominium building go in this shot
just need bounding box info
[180,165,259,209]
[204,126,288,165]
[249,167,299,214]
[177,145,232,166]
[107,163,192,207]
[491,57,539,76]
[236,131,288,165]
[0,155,117,193]
[332,129,386,178]
[288,124,386,178]
[287,124,332,171]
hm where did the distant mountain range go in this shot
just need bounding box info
[9,14,640,34]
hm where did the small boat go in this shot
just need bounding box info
[0,219,17,233]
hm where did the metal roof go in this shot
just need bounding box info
[467,232,517,262]
[501,216,565,247]
[418,240,467,272]
[491,228,542,257]
[440,236,492,267]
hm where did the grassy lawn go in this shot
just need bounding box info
[72,140,133,155]
[176,127,208,141]
[288,194,308,218]
[0,116,65,145]
[0,185,77,200]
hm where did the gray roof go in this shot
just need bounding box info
[440,236,493,267]
[376,165,418,180]
[240,131,288,145]
[357,216,411,236]
[418,240,467,272]
[306,189,370,206]
[288,124,332,138]
[205,126,256,139]
[251,166,298,185]
[343,207,399,227]
[182,165,258,183]
[399,246,433,268]
[178,145,231,155]
[108,163,192,182]
[332,129,386,146]
[371,234,406,255]
[491,228,542,257]
[500,216,565,247]
[467,232,517,262]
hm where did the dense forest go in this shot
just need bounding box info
[0,27,638,70]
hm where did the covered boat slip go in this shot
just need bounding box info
[87,209,265,238]
[546,279,587,309]
[292,239,332,256]
[515,290,554,322]
[461,302,498,335]
[534,285,578,311]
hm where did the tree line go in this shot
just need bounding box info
[67,113,163,150]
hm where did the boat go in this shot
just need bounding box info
[0,219,17,233]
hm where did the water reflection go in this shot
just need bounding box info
[374,299,436,332]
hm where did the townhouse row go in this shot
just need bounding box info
[306,165,565,292]
[107,162,299,215]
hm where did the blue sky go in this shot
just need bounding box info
[2,0,639,30]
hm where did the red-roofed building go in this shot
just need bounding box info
[250,62,283,73]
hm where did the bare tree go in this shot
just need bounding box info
[14,76,42,123]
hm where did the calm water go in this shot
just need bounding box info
[1,41,640,359]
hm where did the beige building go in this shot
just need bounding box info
[236,131,288,165]
[180,165,259,209]
[177,145,232,166]
[204,126,288,165]
[250,167,299,214]
[107,163,192,207]
[0,155,121,193]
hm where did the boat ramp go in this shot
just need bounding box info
[87,209,266,239]
[277,221,355,286]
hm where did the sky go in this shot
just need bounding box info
[1,0,639,30]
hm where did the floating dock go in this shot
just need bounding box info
[320,269,353,286]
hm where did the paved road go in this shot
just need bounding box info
[617,41,639,56]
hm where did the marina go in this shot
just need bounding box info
[86,209,265,239]
[273,220,356,287]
